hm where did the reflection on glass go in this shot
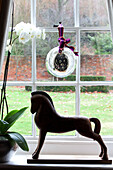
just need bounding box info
[36,86,76,136]
[0,86,32,135]
[79,0,109,27]
[36,0,74,27]
[80,31,113,81]
[36,32,76,81]
[80,86,113,136]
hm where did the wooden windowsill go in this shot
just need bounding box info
[0,155,113,170]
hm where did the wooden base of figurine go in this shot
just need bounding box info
[27,158,112,164]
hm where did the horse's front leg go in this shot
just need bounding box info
[32,129,47,159]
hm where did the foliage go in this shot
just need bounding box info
[88,32,113,54]
[65,75,107,81]
[25,75,108,93]
[0,107,29,151]
[70,75,108,93]
[80,75,106,81]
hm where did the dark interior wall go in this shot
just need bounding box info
[0,0,2,12]
[0,0,12,71]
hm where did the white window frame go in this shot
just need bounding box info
[1,0,113,157]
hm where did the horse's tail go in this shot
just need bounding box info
[89,118,101,134]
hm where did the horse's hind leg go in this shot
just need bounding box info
[32,129,47,159]
[93,133,108,160]
[84,131,108,160]
[78,129,108,160]
[99,146,104,158]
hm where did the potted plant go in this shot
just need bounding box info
[0,3,46,162]
[0,107,29,162]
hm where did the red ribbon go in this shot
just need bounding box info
[57,22,78,56]
[58,37,78,56]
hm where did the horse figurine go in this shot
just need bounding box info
[31,91,108,160]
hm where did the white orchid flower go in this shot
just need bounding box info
[6,45,12,53]
[27,25,37,39]
[42,29,46,40]
[6,39,12,53]
[29,29,37,39]
[14,22,46,44]
[36,27,42,39]
[15,22,27,35]
[7,39,10,45]
[19,30,30,44]
[26,23,36,31]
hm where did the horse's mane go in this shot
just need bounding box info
[31,91,54,108]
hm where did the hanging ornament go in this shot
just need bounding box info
[46,22,78,78]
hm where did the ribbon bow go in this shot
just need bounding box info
[58,22,78,56]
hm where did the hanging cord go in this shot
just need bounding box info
[0,1,14,120]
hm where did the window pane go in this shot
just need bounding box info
[36,32,76,81]
[80,31,113,81]
[14,0,31,25]
[0,0,32,81]
[36,0,75,27]
[0,86,32,135]
[35,87,76,136]
[79,0,109,27]
[80,86,113,136]
[1,42,32,81]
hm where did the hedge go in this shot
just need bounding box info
[25,75,108,93]
[80,75,108,93]
[25,86,75,92]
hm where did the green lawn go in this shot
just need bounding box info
[80,92,113,136]
[1,87,113,136]
[4,87,32,135]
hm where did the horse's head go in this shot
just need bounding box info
[30,93,50,114]
[31,91,54,107]
[30,91,55,114]
[31,95,42,114]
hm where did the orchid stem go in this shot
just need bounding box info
[0,1,14,119]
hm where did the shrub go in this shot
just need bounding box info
[25,86,75,92]
[88,32,113,54]
[25,75,108,93]
[80,75,108,93]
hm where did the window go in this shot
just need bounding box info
[1,0,113,156]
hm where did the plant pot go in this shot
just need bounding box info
[0,136,18,163]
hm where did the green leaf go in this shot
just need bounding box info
[1,107,28,133]
[8,132,29,151]
[0,120,9,134]
[0,134,16,146]
[4,107,28,130]
[4,110,18,121]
